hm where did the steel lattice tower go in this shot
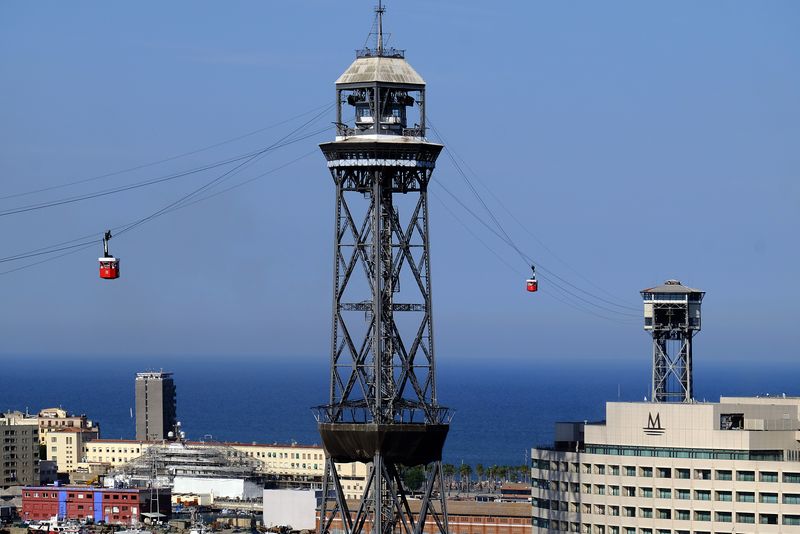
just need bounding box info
[642,280,705,402]
[316,6,450,534]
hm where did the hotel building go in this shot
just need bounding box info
[531,281,800,532]
[532,397,800,533]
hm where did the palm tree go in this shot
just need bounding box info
[475,463,485,488]
[459,463,473,492]
[442,463,456,494]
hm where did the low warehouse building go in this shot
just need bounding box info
[21,486,170,524]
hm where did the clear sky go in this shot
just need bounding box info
[0,1,798,368]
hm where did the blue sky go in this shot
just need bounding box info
[0,1,798,368]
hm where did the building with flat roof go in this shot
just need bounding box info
[531,397,800,533]
[1,423,39,488]
[47,427,99,474]
[319,499,532,534]
[81,439,368,499]
[135,371,176,441]
[21,485,170,524]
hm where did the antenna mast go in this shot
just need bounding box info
[376,0,385,54]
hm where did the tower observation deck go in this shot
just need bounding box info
[316,4,450,534]
[642,280,705,403]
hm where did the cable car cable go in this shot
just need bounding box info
[428,120,640,313]
[440,133,638,308]
[0,150,320,275]
[0,121,331,219]
[0,108,332,265]
[432,190,637,325]
[0,102,333,202]
[433,179,639,319]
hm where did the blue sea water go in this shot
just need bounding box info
[1,355,797,467]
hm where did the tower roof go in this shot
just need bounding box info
[641,279,704,295]
[335,56,425,87]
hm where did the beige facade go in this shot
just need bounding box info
[532,397,800,533]
[48,428,99,473]
[82,439,368,499]
[37,408,98,445]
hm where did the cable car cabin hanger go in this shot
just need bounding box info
[526,265,538,293]
[98,230,120,280]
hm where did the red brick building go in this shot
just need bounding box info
[319,500,531,534]
[22,486,170,524]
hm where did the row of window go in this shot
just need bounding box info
[534,514,800,532]
[534,484,798,504]
[533,459,798,483]
[582,445,783,461]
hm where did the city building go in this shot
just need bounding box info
[81,438,368,499]
[21,485,171,524]
[530,281,800,532]
[319,499,532,534]
[1,423,39,488]
[36,408,99,446]
[531,398,800,532]
[47,428,99,474]
[135,371,176,441]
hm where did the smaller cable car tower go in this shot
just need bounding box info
[641,280,704,403]
[316,3,450,534]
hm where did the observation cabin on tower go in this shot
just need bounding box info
[333,45,427,140]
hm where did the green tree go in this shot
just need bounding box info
[475,463,485,486]
[442,463,456,494]
[401,465,425,492]
[459,463,473,492]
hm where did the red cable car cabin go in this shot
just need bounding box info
[526,278,538,292]
[99,256,120,279]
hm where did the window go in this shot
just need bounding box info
[760,471,778,482]
[784,493,800,504]
[715,511,732,523]
[610,465,620,476]
[715,490,731,501]
[675,510,690,521]
[737,491,755,502]
[595,465,605,475]
[675,468,690,479]
[610,485,619,496]
[695,490,711,501]
[737,470,755,481]
[657,488,671,499]
[639,487,652,498]
[624,486,635,497]
[656,509,670,520]
[715,469,732,480]
[784,472,800,483]
[640,467,653,477]
[639,508,652,519]
[623,507,635,518]
[759,492,778,503]
[760,514,778,525]
[694,469,711,480]
[694,510,711,521]
[624,466,635,476]
[675,489,690,500]
[736,512,755,524]
[656,467,670,478]
[784,515,800,526]
[609,506,619,517]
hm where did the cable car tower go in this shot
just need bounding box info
[641,280,704,403]
[316,4,450,534]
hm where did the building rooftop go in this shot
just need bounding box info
[336,56,425,87]
[641,279,703,294]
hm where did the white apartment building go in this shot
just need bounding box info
[532,397,800,533]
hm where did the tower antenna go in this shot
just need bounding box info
[376,0,385,54]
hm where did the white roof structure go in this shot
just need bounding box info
[336,56,425,86]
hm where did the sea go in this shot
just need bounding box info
[1,355,797,468]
